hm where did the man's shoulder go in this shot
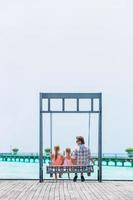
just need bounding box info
[74,146,79,151]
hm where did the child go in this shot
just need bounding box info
[63,148,73,179]
[63,148,73,166]
[51,146,64,179]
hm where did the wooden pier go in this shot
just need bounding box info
[0,180,132,200]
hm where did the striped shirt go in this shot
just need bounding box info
[73,145,91,166]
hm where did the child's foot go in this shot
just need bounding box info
[73,175,78,182]
[81,175,85,182]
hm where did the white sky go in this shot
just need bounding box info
[0,0,133,153]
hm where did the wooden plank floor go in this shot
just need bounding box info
[0,181,133,200]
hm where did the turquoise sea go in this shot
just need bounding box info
[0,162,133,180]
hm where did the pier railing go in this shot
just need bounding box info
[0,153,133,167]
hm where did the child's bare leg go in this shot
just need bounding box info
[55,173,57,180]
[59,173,62,178]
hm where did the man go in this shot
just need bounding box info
[72,136,92,182]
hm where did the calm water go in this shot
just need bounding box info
[0,161,133,180]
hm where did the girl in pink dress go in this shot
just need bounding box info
[63,148,73,179]
[63,148,73,166]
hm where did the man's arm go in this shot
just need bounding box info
[71,149,78,165]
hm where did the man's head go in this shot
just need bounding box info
[76,136,85,145]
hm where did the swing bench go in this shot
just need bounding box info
[46,164,94,178]
[46,110,94,179]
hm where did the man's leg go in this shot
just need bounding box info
[81,172,85,182]
[73,173,78,182]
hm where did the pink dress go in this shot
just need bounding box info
[63,157,73,166]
